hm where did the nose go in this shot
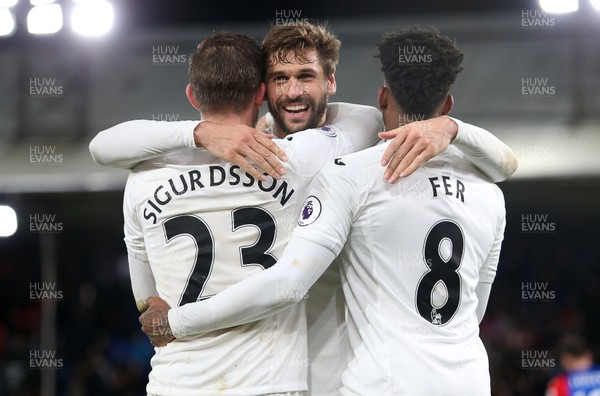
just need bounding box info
[285,78,304,98]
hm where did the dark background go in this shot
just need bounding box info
[1,0,599,395]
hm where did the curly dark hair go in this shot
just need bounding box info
[376,26,464,119]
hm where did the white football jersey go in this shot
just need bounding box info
[123,126,374,396]
[306,259,348,396]
[293,143,506,395]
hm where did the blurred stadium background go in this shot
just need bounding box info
[0,0,599,395]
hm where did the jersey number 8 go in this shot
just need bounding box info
[415,220,464,326]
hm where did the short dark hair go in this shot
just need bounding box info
[189,32,264,113]
[262,22,340,76]
[376,26,464,119]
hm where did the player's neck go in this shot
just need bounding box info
[201,109,255,127]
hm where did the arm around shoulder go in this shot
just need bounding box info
[89,120,197,168]
[450,117,518,182]
[168,237,336,338]
[326,102,384,152]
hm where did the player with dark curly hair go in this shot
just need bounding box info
[376,26,464,126]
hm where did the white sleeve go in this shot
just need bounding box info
[290,161,360,254]
[123,173,158,305]
[169,237,337,338]
[325,102,384,152]
[128,254,158,305]
[266,102,384,150]
[475,199,506,322]
[474,283,492,324]
[281,106,381,178]
[278,129,346,177]
[89,120,198,168]
[449,117,518,182]
[168,163,360,337]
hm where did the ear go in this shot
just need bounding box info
[186,83,201,110]
[326,73,337,96]
[378,85,388,112]
[254,82,266,108]
[440,94,454,116]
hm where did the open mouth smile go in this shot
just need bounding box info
[283,104,310,114]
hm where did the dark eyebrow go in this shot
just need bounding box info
[267,71,287,79]
[267,66,320,79]
[297,68,318,75]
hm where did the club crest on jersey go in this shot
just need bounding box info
[297,196,322,226]
[318,126,337,138]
